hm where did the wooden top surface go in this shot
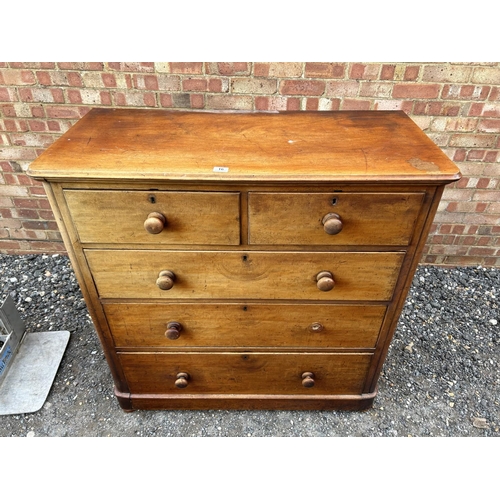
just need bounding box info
[28,108,461,184]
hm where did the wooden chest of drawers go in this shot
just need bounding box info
[28,109,460,411]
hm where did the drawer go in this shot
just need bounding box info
[119,352,373,395]
[86,250,405,301]
[248,192,425,246]
[105,303,386,348]
[64,189,240,245]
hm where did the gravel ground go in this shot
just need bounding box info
[0,253,498,437]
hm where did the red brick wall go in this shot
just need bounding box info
[1,62,499,266]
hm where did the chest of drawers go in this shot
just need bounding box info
[28,109,460,411]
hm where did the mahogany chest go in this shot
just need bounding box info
[28,109,461,411]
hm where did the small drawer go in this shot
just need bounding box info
[119,352,373,395]
[248,192,424,246]
[105,303,386,348]
[64,189,240,245]
[86,249,405,301]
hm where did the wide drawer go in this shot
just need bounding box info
[248,192,425,246]
[64,189,241,245]
[119,352,373,395]
[105,303,386,348]
[86,250,405,301]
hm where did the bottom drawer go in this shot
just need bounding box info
[119,352,372,396]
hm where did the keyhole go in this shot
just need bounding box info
[148,194,156,204]
[242,255,248,262]
[331,197,338,206]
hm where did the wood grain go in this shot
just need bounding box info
[85,250,405,301]
[248,192,425,245]
[64,189,240,245]
[119,352,373,395]
[28,109,461,184]
[104,302,386,348]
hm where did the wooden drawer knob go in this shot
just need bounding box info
[144,212,166,234]
[175,372,190,389]
[156,270,176,290]
[302,372,315,388]
[322,213,343,235]
[308,322,324,333]
[165,321,182,340]
[316,271,335,291]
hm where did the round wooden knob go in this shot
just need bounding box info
[175,372,190,389]
[308,322,324,333]
[156,270,176,290]
[316,271,335,291]
[302,372,315,388]
[144,212,166,234]
[165,321,182,340]
[322,213,343,235]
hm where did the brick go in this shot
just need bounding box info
[18,88,65,103]
[325,81,359,98]
[45,106,86,119]
[21,219,58,231]
[472,66,500,84]
[462,213,500,225]
[171,93,191,108]
[484,150,498,162]
[380,65,395,80]
[205,95,253,110]
[29,186,48,196]
[304,63,345,79]
[318,98,340,111]
[209,63,250,76]
[190,94,204,108]
[159,94,173,107]
[392,84,440,99]
[58,62,104,71]
[37,70,83,87]
[68,89,112,105]
[208,78,229,93]
[9,63,55,69]
[280,80,325,96]
[107,62,154,72]
[0,87,18,102]
[404,66,420,81]
[10,133,55,148]
[161,62,203,74]
[422,64,472,82]
[374,100,413,113]
[478,119,500,133]
[306,98,318,110]
[468,247,496,256]
[0,69,36,85]
[445,117,479,132]
[231,78,277,94]
[0,148,37,161]
[342,99,371,110]
[349,63,380,80]
[449,134,497,148]
[255,96,295,111]
[359,82,392,98]
[114,91,157,107]
[469,102,500,117]
[490,87,500,101]
[254,63,302,78]
[133,74,159,90]
[486,202,500,214]
[132,73,181,91]
[441,84,490,100]
[90,72,128,89]
[441,187,473,201]
[182,78,208,92]
[468,150,485,161]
